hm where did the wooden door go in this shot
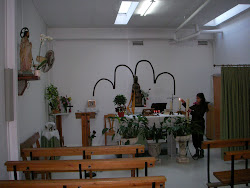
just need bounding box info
[213,75,221,139]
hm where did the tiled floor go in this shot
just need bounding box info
[52,143,247,188]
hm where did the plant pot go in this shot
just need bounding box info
[118,112,124,117]
[120,137,138,145]
[52,109,60,114]
[175,135,192,163]
[34,70,40,77]
[148,142,161,159]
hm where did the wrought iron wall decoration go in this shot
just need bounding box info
[92,60,176,96]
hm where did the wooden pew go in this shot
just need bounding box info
[5,157,156,180]
[214,150,250,188]
[21,145,145,179]
[201,138,250,188]
[21,145,145,159]
[0,176,166,188]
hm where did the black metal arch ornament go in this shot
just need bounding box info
[92,78,114,97]
[114,64,134,89]
[92,60,176,96]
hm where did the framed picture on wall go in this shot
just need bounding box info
[88,100,96,108]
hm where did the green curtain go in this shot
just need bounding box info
[221,67,250,151]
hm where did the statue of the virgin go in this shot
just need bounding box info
[19,27,33,74]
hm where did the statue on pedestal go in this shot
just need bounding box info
[132,76,143,107]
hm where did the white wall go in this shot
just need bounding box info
[16,0,49,143]
[214,10,250,72]
[0,0,9,180]
[49,37,213,147]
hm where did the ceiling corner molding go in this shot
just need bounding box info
[47,28,214,41]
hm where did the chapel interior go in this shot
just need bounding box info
[0,0,249,188]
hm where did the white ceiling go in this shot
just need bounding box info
[32,0,250,28]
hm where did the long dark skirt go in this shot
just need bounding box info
[192,120,205,149]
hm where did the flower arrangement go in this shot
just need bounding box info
[60,96,72,113]
[35,34,53,70]
[141,88,151,106]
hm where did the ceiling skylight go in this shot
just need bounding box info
[114,1,139,25]
[204,4,250,26]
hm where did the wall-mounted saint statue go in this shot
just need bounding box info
[19,27,33,74]
[132,76,143,107]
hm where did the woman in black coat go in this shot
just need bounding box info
[181,93,209,159]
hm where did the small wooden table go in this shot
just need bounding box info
[75,112,96,147]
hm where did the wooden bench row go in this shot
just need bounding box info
[19,132,145,180]
[213,150,250,188]
[21,145,145,160]
[0,176,167,188]
[6,157,156,180]
[201,138,250,188]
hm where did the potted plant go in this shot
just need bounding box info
[162,117,202,163]
[102,115,148,145]
[143,123,167,160]
[113,94,127,117]
[45,84,60,114]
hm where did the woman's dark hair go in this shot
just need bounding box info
[197,93,209,112]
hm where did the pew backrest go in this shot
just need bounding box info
[201,138,250,149]
[5,157,155,172]
[21,145,145,159]
[0,176,166,188]
[224,150,250,161]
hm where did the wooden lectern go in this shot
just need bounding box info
[75,112,96,146]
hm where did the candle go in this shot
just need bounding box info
[179,98,181,110]
[186,98,190,119]
[170,101,173,111]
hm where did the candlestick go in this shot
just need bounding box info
[170,101,173,111]
[179,98,181,109]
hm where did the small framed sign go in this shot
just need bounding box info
[88,100,96,108]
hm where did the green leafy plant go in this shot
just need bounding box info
[36,60,47,70]
[143,123,167,143]
[45,84,60,111]
[161,117,203,138]
[113,94,127,112]
[89,130,97,141]
[102,115,148,143]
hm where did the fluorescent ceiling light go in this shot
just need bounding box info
[119,1,132,14]
[139,0,156,16]
[114,1,139,25]
[204,4,250,26]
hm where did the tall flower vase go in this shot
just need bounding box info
[175,135,192,163]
